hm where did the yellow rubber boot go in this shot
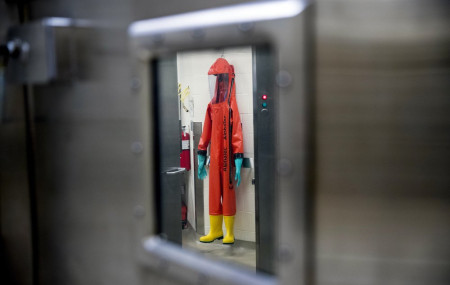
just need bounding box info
[199,215,223,243]
[223,216,235,244]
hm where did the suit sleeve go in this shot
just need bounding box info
[231,94,244,159]
[198,103,212,156]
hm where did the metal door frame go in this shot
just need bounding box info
[252,45,277,274]
[128,1,314,284]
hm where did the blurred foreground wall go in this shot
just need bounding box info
[315,1,450,284]
[0,0,449,284]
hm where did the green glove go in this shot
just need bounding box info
[198,155,207,179]
[234,158,243,187]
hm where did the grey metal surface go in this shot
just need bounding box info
[314,1,450,285]
[0,3,34,285]
[0,87,33,285]
[165,167,186,175]
[160,172,183,244]
[6,19,83,84]
[155,56,183,245]
[253,45,276,274]
[192,121,204,235]
[155,57,181,170]
[27,8,152,285]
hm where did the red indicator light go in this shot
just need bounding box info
[262,95,268,100]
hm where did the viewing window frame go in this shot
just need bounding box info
[128,1,313,284]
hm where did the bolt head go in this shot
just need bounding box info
[131,142,143,154]
[277,158,293,176]
[276,70,292,88]
[133,205,145,218]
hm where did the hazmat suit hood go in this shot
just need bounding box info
[208,58,234,104]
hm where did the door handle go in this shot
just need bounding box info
[164,167,186,175]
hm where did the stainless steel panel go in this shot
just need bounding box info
[0,3,33,285]
[155,57,181,170]
[315,0,450,284]
[253,45,276,274]
[0,85,33,285]
[155,56,183,244]
[160,172,183,244]
[30,29,151,284]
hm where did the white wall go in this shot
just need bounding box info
[177,47,255,242]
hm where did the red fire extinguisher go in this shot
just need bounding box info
[180,130,191,171]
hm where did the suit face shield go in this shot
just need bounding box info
[209,73,229,104]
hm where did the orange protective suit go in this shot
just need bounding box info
[198,58,244,216]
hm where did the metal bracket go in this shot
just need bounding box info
[5,18,91,84]
[164,167,186,175]
[242,157,254,168]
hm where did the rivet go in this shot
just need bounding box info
[192,29,205,39]
[130,77,141,92]
[131,141,143,154]
[277,158,293,176]
[152,34,164,45]
[276,70,292,88]
[133,205,145,218]
[278,245,294,263]
[238,22,254,32]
